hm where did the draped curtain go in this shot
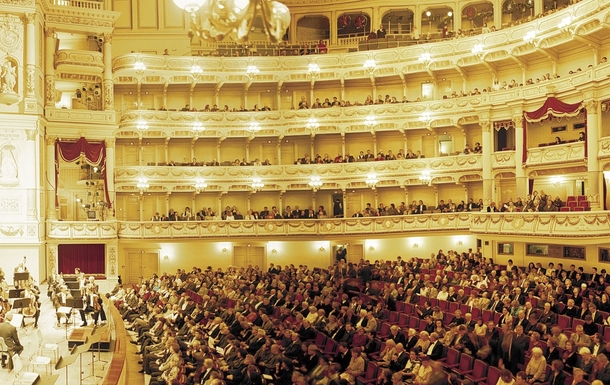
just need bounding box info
[57,244,105,275]
[55,137,111,208]
[522,97,584,163]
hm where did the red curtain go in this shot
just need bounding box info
[522,97,584,163]
[57,244,105,275]
[55,138,112,208]
[528,179,534,195]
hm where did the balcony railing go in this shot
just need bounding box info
[52,0,102,10]
[526,142,585,167]
[44,212,609,240]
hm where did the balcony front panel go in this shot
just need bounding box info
[492,151,516,169]
[114,155,483,191]
[47,221,118,239]
[46,107,116,125]
[117,214,472,239]
[55,49,104,75]
[526,142,585,167]
[470,212,610,237]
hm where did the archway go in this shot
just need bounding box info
[296,16,330,43]
[461,2,494,31]
[381,9,414,35]
[337,12,371,38]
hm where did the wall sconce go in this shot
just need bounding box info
[163,255,169,261]
[412,243,419,248]
[271,248,277,254]
[318,247,326,253]
[368,246,375,251]
[221,248,228,253]
[456,241,463,246]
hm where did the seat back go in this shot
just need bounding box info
[448,302,459,313]
[486,366,501,385]
[572,318,585,331]
[438,300,449,311]
[398,313,409,327]
[446,348,460,365]
[363,361,378,380]
[408,316,419,330]
[314,332,327,348]
[482,310,493,323]
[396,301,406,313]
[558,315,572,330]
[471,359,488,378]
[324,339,338,354]
[458,354,474,372]
[379,322,390,336]
[404,303,415,315]
[388,311,399,324]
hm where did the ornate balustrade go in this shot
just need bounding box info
[526,142,585,167]
[492,151,516,169]
[47,221,118,239]
[45,212,610,240]
[117,214,472,239]
[52,0,102,10]
[469,212,610,237]
[56,49,104,75]
[46,107,116,125]
[114,155,483,192]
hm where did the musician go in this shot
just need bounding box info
[0,314,23,370]
[90,286,107,326]
[54,286,70,327]
[13,259,28,289]
[21,282,40,328]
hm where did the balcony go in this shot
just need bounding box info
[51,0,102,10]
[44,212,610,240]
[47,221,118,239]
[526,141,585,167]
[55,49,104,75]
[46,107,115,125]
[114,155,483,192]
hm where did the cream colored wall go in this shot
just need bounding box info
[117,234,479,276]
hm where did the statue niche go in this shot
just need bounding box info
[0,57,19,105]
[0,143,18,186]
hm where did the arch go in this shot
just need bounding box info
[337,12,372,39]
[296,15,330,43]
[460,1,494,31]
[501,0,534,27]
[381,9,414,35]
[421,7,455,37]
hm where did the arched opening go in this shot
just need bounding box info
[296,16,330,43]
[337,12,371,39]
[502,0,534,26]
[381,9,414,35]
[543,0,571,12]
[461,2,495,32]
[421,7,455,38]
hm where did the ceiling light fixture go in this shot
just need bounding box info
[308,175,323,191]
[172,0,290,43]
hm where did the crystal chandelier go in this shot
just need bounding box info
[251,177,264,192]
[419,170,432,185]
[172,0,291,43]
[308,175,322,191]
[365,173,378,189]
[195,178,208,193]
[137,176,150,194]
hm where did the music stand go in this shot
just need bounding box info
[8,289,23,298]
[56,306,73,342]
[55,353,79,385]
[70,342,92,385]
[91,325,109,366]
[37,374,60,385]
[66,298,84,326]
[13,272,29,283]
[82,334,103,381]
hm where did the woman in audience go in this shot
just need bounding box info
[562,340,579,373]
[525,346,547,383]
[543,360,566,385]
[496,369,515,385]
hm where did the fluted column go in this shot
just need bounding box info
[24,13,36,111]
[25,128,37,220]
[44,28,56,107]
[514,114,527,198]
[102,34,114,111]
[46,136,57,220]
[481,120,492,205]
[493,2,502,30]
[106,138,116,217]
[585,100,600,209]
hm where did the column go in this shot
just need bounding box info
[534,0,544,15]
[44,28,56,107]
[514,115,528,198]
[330,10,338,45]
[412,6,421,34]
[106,138,116,218]
[493,0,502,30]
[585,100,600,209]
[277,139,282,165]
[24,13,36,110]
[46,136,57,220]
[481,120,493,205]
[102,34,114,110]
[25,129,37,220]
[341,189,346,219]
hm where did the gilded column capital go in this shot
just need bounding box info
[513,115,524,127]
[24,13,36,25]
[480,120,491,133]
[46,136,57,146]
[102,33,113,44]
[584,100,598,112]
[105,138,115,149]
[44,28,56,38]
